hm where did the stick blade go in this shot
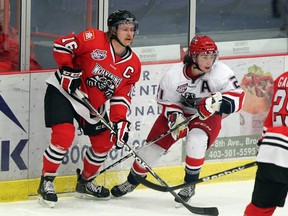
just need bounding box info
[188,205,219,216]
[181,200,219,216]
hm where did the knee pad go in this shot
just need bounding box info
[185,128,207,173]
[89,130,114,153]
[186,128,208,159]
[51,123,75,150]
[132,144,165,174]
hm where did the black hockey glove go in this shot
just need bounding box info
[60,66,82,94]
[110,120,131,149]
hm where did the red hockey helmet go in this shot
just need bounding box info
[189,36,218,58]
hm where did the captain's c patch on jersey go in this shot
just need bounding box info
[83,30,95,41]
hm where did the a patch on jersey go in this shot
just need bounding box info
[176,83,188,93]
[92,63,122,88]
[91,49,107,60]
[83,30,95,41]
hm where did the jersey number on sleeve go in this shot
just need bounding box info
[62,37,78,50]
[230,75,240,88]
[157,87,164,100]
[273,89,288,126]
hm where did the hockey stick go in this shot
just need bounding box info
[74,89,114,131]
[74,89,218,215]
[124,143,219,215]
[135,161,257,192]
[99,113,198,174]
[74,89,199,175]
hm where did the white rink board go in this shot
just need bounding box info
[0,55,286,181]
[0,74,30,180]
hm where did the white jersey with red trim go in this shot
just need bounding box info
[157,61,245,117]
[257,71,288,168]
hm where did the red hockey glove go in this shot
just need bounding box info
[111,120,131,149]
[60,66,82,94]
[197,92,222,120]
[168,112,188,140]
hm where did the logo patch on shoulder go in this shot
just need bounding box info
[91,49,107,60]
[83,30,95,41]
[176,83,188,93]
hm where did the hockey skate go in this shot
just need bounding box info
[37,174,58,208]
[111,180,138,197]
[75,168,110,200]
[175,184,195,208]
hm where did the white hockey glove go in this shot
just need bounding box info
[197,92,222,120]
[59,66,82,94]
[111,120,131,149]
[167,112,188,140]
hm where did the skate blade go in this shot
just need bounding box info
[75,192,110,201]
[38,197,56,208]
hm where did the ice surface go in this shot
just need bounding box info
[0,180,287,216]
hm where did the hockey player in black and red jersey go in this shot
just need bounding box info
[37,10,141,207]
[244,72,288,216]
[111,36,245,205]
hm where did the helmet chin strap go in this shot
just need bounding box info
[111,35,128,48]
[190,54,204,73]
[191,54,217,74]
[192,61,205,74]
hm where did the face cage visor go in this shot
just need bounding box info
[191,50,219,63]
[111,19,139,35]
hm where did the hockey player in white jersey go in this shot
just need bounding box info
[111,35,245,204]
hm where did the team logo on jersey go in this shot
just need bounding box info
[83,30,95,41]
[91,49,107,60]
[92,64,122,87]
[176,83,188,93]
